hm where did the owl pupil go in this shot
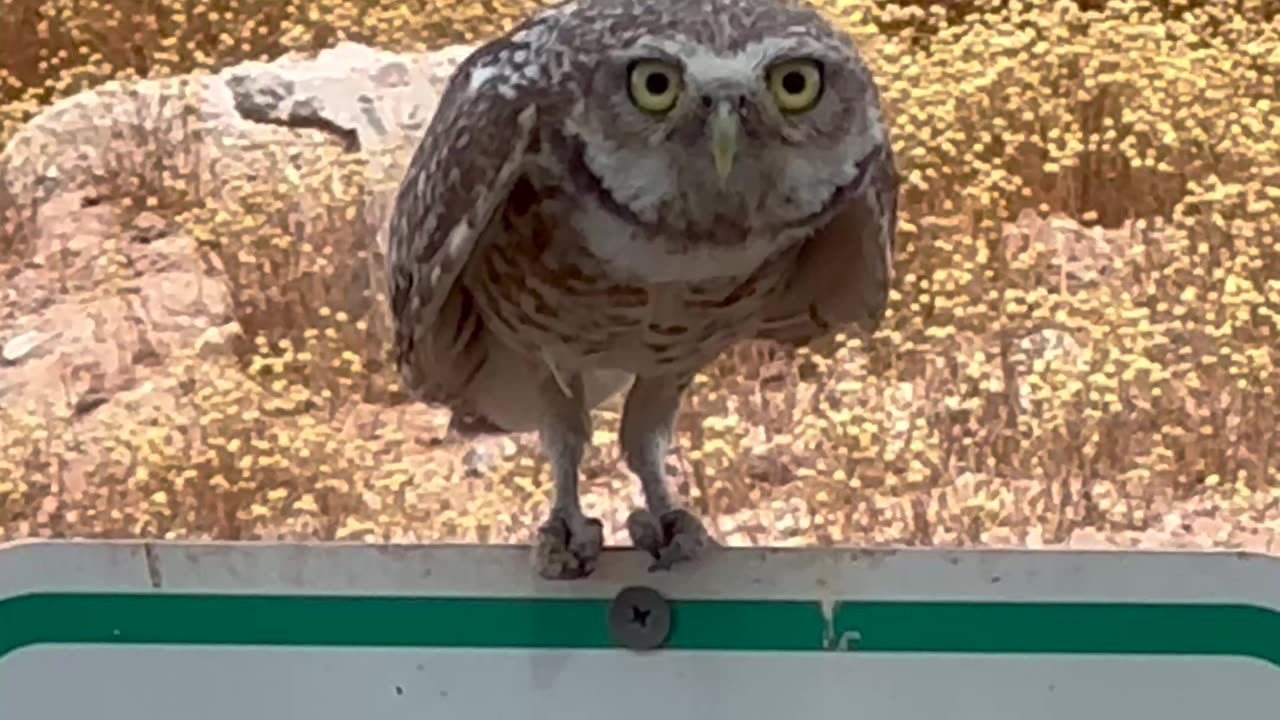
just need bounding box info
[645,73,670,95]
[782,71,806,95]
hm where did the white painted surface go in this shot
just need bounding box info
[2,539,1279,605]
[2,540,1279,720]
[2,645,1277,720]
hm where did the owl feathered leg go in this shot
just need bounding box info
[532,370,605,580]
[621,375,714,571]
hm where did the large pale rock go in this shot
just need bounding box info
[0,41,471,439]
[1,41,474,260]
[0,191,233,418]
[220,41,474,156]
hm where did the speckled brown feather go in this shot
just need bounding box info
[755,140,899,347]
[386,0,900,579]
[465,178,799,379]
[386,22,551,409]
[389,0,899,425]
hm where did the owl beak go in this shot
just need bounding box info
[709,101,739,184]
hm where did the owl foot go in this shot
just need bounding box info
[626,508,713,572]
[533,512,604,580]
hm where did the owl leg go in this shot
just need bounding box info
[620,375,714,572]
[532,371,605,580]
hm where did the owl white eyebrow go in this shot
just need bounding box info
[633,36,832,84]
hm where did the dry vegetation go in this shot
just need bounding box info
[1,0,1278,550]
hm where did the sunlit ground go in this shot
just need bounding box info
[1,0,1277,552]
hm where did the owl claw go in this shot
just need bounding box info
[533,512,604,580]
[626,508,713,572]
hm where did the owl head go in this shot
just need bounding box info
[550,0,888,242]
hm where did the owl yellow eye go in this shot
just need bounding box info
[628,60,683,113]
[768,59,823,113]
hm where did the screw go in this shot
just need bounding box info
[608,585,671,650]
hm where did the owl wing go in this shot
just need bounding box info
[755,141,899,347]
[386,42,544,403]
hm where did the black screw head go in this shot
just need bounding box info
[608,585,671,650]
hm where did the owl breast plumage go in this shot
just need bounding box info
[387,0,899,433]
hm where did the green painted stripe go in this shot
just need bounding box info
[0,594,825,657]
[837,602,1280,666]
[0,594,1278,669]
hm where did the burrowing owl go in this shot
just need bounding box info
[387,0,898,579]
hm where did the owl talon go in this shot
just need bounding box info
[626,508,713,572]
[626,508,665,556]
[533,513,604,580]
